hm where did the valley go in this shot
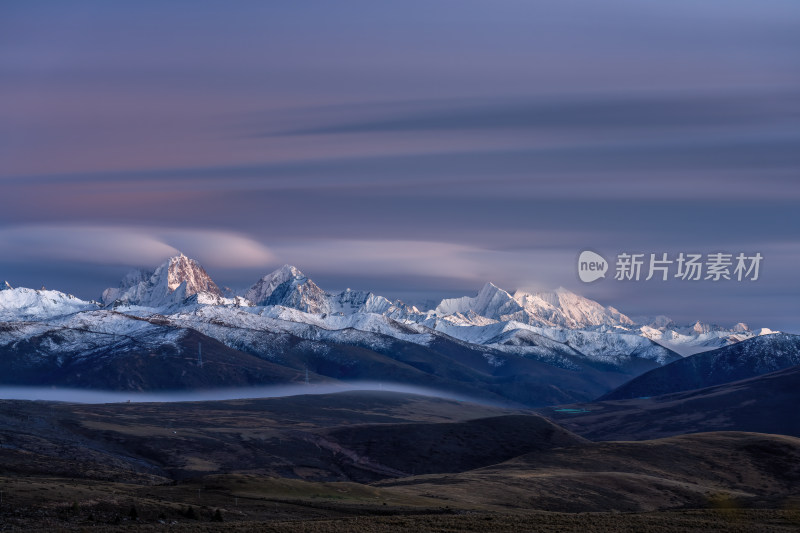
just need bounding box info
[0,255,797,530]
[1,391,799,531]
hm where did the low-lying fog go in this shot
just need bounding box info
[0,383,507,406]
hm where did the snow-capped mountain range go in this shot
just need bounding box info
[4,254,773,356]
[0,254,778,404]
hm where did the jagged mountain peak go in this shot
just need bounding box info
[475,282,515,302]
[243,264,310,306]
[274,264,305,278]
[86,256,775,358]
[257,264,307,285]
[480,281,502,292]
[243,265,402,316]
[161,254,222,297]
[687,320,728,334]
[101,254,221,306]
[434,281,635,328]
[435,282,519,318]
[0,255,778,400]
[503,286,634,329]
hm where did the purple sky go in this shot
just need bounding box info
[2,1,799,331]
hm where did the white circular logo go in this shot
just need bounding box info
[578,250,608,282]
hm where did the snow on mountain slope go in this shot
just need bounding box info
[266,274,330,313]
[167,304,434,353]
[99,257,681,359]
[434,311,498,327]
[512,287,635,328]
[166,299,676,372]
[638,322,769,356]
[243,264,413,317]
[162,305,620,382]
[3,255,771,376]
[166,254,222,296]
[423,318,678,366]
[435,282,521,318]
[101,268,151,304]
[530,326,678,365]
[427,284,765,356]
[602,332,800,400]
[0,310,185,363]
[0,288,100,321]
[101,254,221,307]
[243,264,306,305]
[433,284,635,329]
[329,288,394,315]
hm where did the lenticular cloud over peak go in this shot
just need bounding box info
[0,225,275,268]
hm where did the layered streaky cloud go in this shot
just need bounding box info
[268,92,800,137]
[0,226,275,268]
[269,239,574,291]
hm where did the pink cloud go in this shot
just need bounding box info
[0,225,275,268]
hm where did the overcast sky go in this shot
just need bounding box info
[2,1,799,331]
